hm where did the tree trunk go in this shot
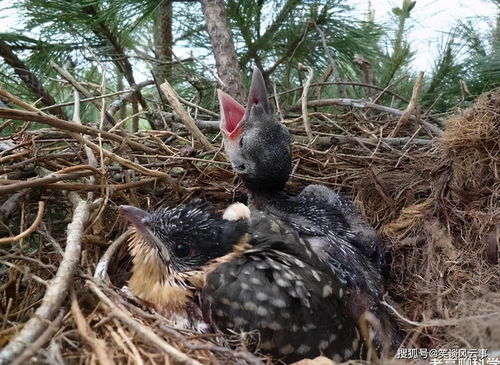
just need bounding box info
[154,0,173,83]
[200,0,246,103]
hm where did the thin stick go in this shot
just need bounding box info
[0,85,41,112]
[94,231,129,282]
[65,130,184,192]
[87,280,203,365]
[10,310,65,365]
[272,82,284,122]
[0,108,157,154]
[177,96,219,118]
[36,178,158,193]
[0,260,48,286]
[314,22,346,97]
[71,290,116,365]
[286,97,443,136]
[0,171,95,195]
[390,71,424,137]
[279,81,410,103]
[298,63,314,142]
[50,61,117,128]
[0,193,91,364]
[189,51,224,87]
[0,201,45,245]
[160,81,215,152]
[40,89,145,111]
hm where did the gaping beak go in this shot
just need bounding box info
[218,67,270,141]
[246,66,270,113]
[217,89,245,139]
[119,205,171,262]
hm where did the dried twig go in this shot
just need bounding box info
[0,201,45,245]
[160,81,215,152]
[65,130,184,192]
[87,280,203,365]
[298,63,314,142]
[71,290,116,365]
[280,81,410,103]
[390,71,424,137]
[0,171,95,195]
[108,80,154,116]
[313,22,347,97]
[287,97,443,136]
[189,51,225,88]
[10,310,66,365]
[294,134,431,148]
[0,108,157,154]
[0,193,92,364]
[94,231,129,282]
[158,324,264,365]
[0,260,48,286]
[50,61,118,128]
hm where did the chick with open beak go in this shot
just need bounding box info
[217,67,400,352]
[120,200,363,363]
[218,68,292,195]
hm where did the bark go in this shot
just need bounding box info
[154,0,173,83]
[0,39,65,119]
[200,0,246,103]
[353,54,377,98]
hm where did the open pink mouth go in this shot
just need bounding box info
[217,89,245,140]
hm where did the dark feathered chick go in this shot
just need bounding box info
[218,67,399,350]
[120,200,363,363]
[217,67,383,269]
[119,200,246,330]
[218,68,292,194]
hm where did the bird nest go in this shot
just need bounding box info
[0,84,499,365]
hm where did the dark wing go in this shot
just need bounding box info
[297,185,386,271]
[264,194,381,292]
[202,230,361,363]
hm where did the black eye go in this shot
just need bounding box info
[174,243,191,257]
[239,136,244,148]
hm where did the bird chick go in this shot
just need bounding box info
[218,67,399,350]
[119,200,246,330]
[121,201,363,363]
[203,209,363,363]
[217,67,383,268]
[218,68,292,195]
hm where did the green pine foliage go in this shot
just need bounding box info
[0,0,499,125]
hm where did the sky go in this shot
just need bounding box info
[0,0,498,74]
[351,0,498,72]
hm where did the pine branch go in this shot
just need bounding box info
[0,39,66,119]
[239,0,301,66]
[82,3,147,110]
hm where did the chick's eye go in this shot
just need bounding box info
[174,243,191,257]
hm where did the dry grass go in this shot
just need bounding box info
[0,85,498,364]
